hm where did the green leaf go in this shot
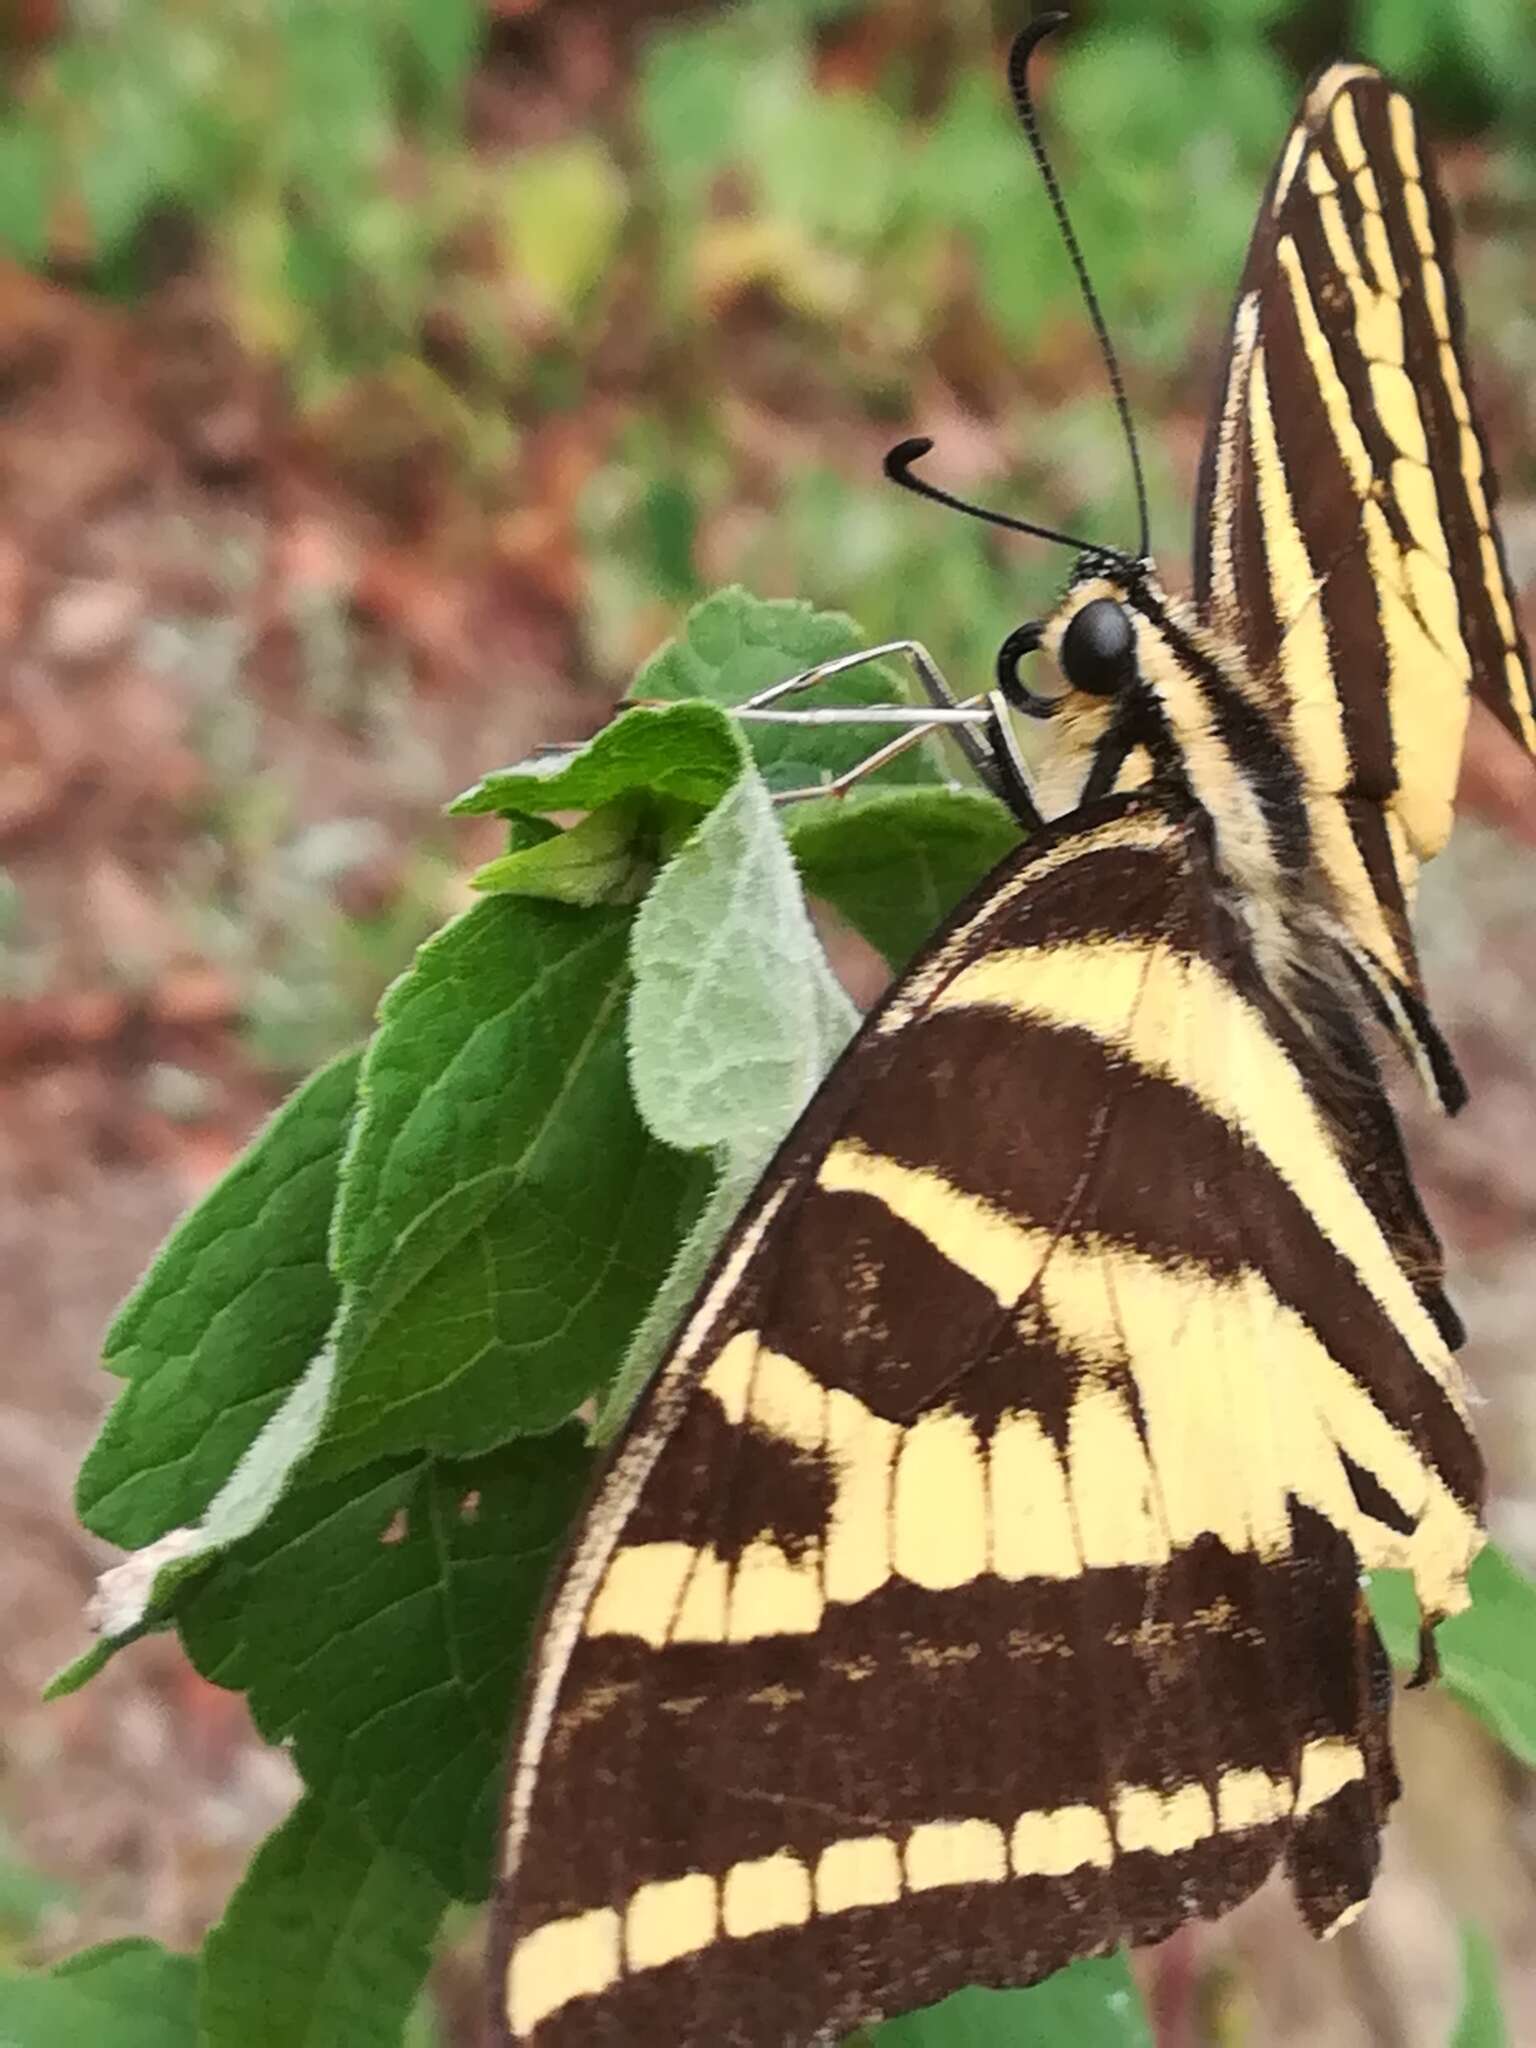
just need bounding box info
[0,1940,197,2048]
[1452,1924,1508,2048]
[1367,1563,1420,1667]
[636,587,939,794]
[79,1048,361,1551]
[791,788,1021,970]
[60,1351,342,1680]
[749,88,909,248]
[869,1953,1151,2047]
[499,139,629,322]
[628,770,857,1159]
[638,20,779,202]
[451,699,745,820]
[1446,0,1536,92]
[638,474,701,603]
[1358,0,1444,77]
[1369,1545,1536,1764]
[0,1830,71,1938]
[178,1433,588,1900]
[594,1164,761,1444]
[1092,0,1288,26]
[598,760,857,1435]
[320,897,709,1466]
[200,1796,448,2048]
[46,1637,118,1701]
[397,0,481,104]
[0,125,52,267]
[470,796,671,907]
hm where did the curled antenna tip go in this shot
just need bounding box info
[884,437,935,480]
[881,433,1115,559]
[1011,12,1070,77]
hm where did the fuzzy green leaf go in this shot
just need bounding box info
[57,1349,342,1687]
[178,1433,588,1900]
[629,769,857,1159]
[200,1796,448,2048]
[470,796,672,907]
[599,760,857,1434]
[450,699,745,820]
[636,586,940,794]
[1370,1544,1536,1764]
[791,788,1021,970]
[0,1940,197,2047]
[321,898,709,1467]
[78,1048,361,1551]
[869,1953,1151,2047]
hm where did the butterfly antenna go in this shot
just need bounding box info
[883,437,1115,558]
[1009,13,1150,562]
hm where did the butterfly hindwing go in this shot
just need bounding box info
[491,797,1482,2046]
[1193,65,1536,992]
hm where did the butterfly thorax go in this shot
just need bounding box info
[1020,565,1329,1011]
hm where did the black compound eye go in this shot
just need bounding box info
[1059,597,1135,697]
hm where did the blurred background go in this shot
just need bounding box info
[2,2,1534,2041]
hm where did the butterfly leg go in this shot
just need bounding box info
[519,643,982,772]
[750,691,1046,831]
[733,641,1045,831]
[767,705,989,807]
[735,639,1007,799]
[732,639,966,717]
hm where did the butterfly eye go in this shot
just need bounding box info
[1059,597,1135,696]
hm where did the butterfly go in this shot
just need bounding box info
[489,23,1535,2044]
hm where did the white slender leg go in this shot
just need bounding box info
[770,709,985,807]
[732,639,963,716]
[736,704,990,727]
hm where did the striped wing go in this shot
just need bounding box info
[1194,64,1535,992]
[491,798,1482,2047]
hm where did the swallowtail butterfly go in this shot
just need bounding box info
[490,22,1534,2043]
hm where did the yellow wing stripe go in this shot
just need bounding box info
[1248,346,1351,793]
[1384,102,1536,752]
[894,1410,991,1589]
[722,1852,814,1938]
[1205,290,1261,634]
[874,808,1181,1037]
[814,1835,903,1913]
[501,1183,797,1885]
[505,1740,1365,2034]
[1245,347,1416,984]
[1114,1781,1216,1858]
[583,1232,1474,1656]
[508,1909,623,2038]
[822,1141,1474,1610]
[905,1818,1009,1892]
[932,937,1451,1383]
[1278,237,1472,862]
[626,1872,717,1972]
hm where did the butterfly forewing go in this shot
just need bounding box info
[490,797,1481,2046]
[1194,66,1535,993]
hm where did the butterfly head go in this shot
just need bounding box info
[996,558,1157,724]
[999,556,1311,971]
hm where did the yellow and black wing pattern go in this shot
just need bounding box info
[490,796,1482,2046]
[1194,64,1536,996]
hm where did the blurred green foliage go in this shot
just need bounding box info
[0,0,480,381]
[2,0,1532,675]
